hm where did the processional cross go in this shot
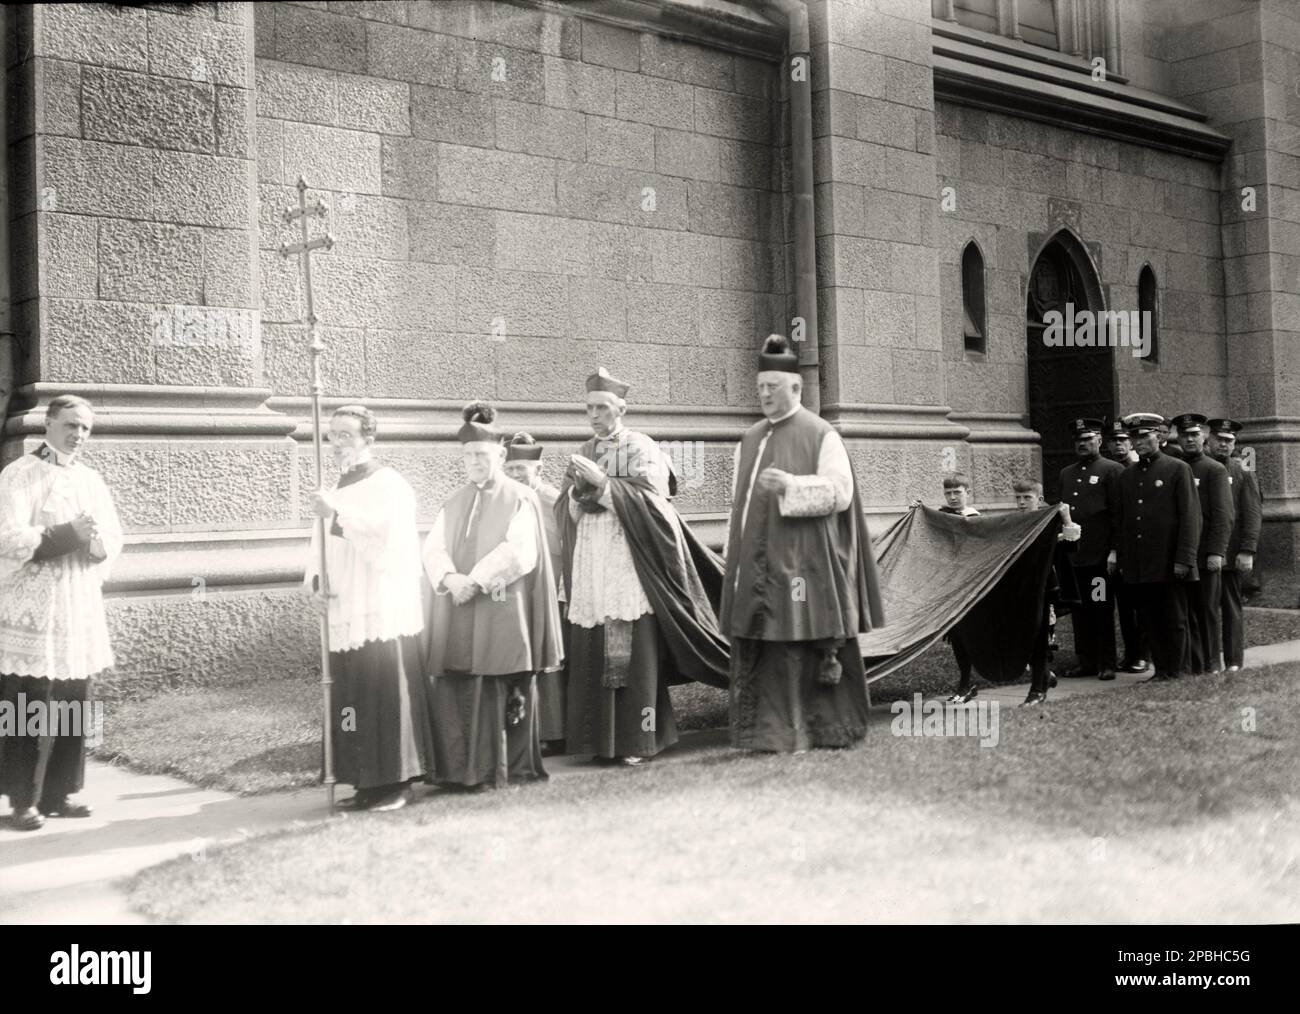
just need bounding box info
[280,178,338,813]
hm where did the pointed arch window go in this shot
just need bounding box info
[962,241,987,355]
[1138,265,1158,364]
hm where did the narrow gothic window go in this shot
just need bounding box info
[962,242,987,355]
[1138,265,1159,364]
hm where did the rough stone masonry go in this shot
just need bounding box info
[1,0,1296,692]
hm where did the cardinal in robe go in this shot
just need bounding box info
[502,431,567,754]
[304,405,436,812]
[555,369,729,766]
[721,336,885,752]
[0,395,123,831]
[422,403,563,789]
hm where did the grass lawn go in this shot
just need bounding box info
[96,608,1300,796]
[126,660,1300,923]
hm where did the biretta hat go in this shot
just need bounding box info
[586,368,629,399]
[758,334,799,374]
[1207,418,1242,438]
[457,401,497,444]
[1170,412,1207,433]
[505,431,543,461]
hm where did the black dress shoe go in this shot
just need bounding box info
[1143,671,1176,683]
[947,685,978,704]
[1098,669,1116,682]
[39,798,92,818]
[1021,689,1047,707]
[1118,659,1149,673]
[11,807,45,831]
[368,790,408,812]
[1060,668,1099,679]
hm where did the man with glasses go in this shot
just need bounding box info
[305,405,435,812]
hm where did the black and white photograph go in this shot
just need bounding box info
[0,0,1295,966]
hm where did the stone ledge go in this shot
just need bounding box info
[268,395,764,440]
[948,410,1037,444]
[3,383,295,438]
[932,23,1233,162]
[523,0,785,60]
[823,402,972,440]
[1239,417,1300,444]
[1262,498,1300,524]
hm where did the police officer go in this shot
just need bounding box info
[1171,413,1231,674]
[1159,418,1185,459]
[1206,418,1262,672]
[1105,417,1147,672]
[1109,416,1200,682]
[1103,418,1138,466]
[1058,418,1124,681]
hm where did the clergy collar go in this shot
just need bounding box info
[594,423,625,442]
[35,443,76,467]
[337,458,381,489]
[765,404,801,427]
[474,473,501,491]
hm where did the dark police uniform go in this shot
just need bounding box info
[1105,419,1146,670]
[1113,442,1200,680]
[1058,421,1124,677]
[1180,445,1231,673]
[1219,452,1262,669]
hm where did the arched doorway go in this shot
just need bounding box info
[1026,231,1115,502]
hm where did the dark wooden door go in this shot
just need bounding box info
[1026,242,1114,503]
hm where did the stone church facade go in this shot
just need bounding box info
[1,0,1295,691]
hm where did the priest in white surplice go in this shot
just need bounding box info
[0,395,123,831]
[304,405,436,812]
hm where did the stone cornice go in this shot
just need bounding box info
[932,21,1233,162]
[519,0,785,59]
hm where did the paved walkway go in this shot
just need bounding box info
[3,638,1298,924]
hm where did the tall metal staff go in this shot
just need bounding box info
[280,178,337,812]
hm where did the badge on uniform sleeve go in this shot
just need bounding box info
[1089,475,1098,484]
[1155,479,1164,487]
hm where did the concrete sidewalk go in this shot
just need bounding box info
[3,639,1298,924]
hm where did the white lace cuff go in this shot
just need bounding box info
[779,475,837,517]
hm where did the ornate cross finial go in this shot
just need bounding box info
[280,177,335,357]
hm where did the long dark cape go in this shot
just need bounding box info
[859,505,1063,684]
[556,445,730,689]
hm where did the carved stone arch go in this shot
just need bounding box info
[1026,227,1116,501]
